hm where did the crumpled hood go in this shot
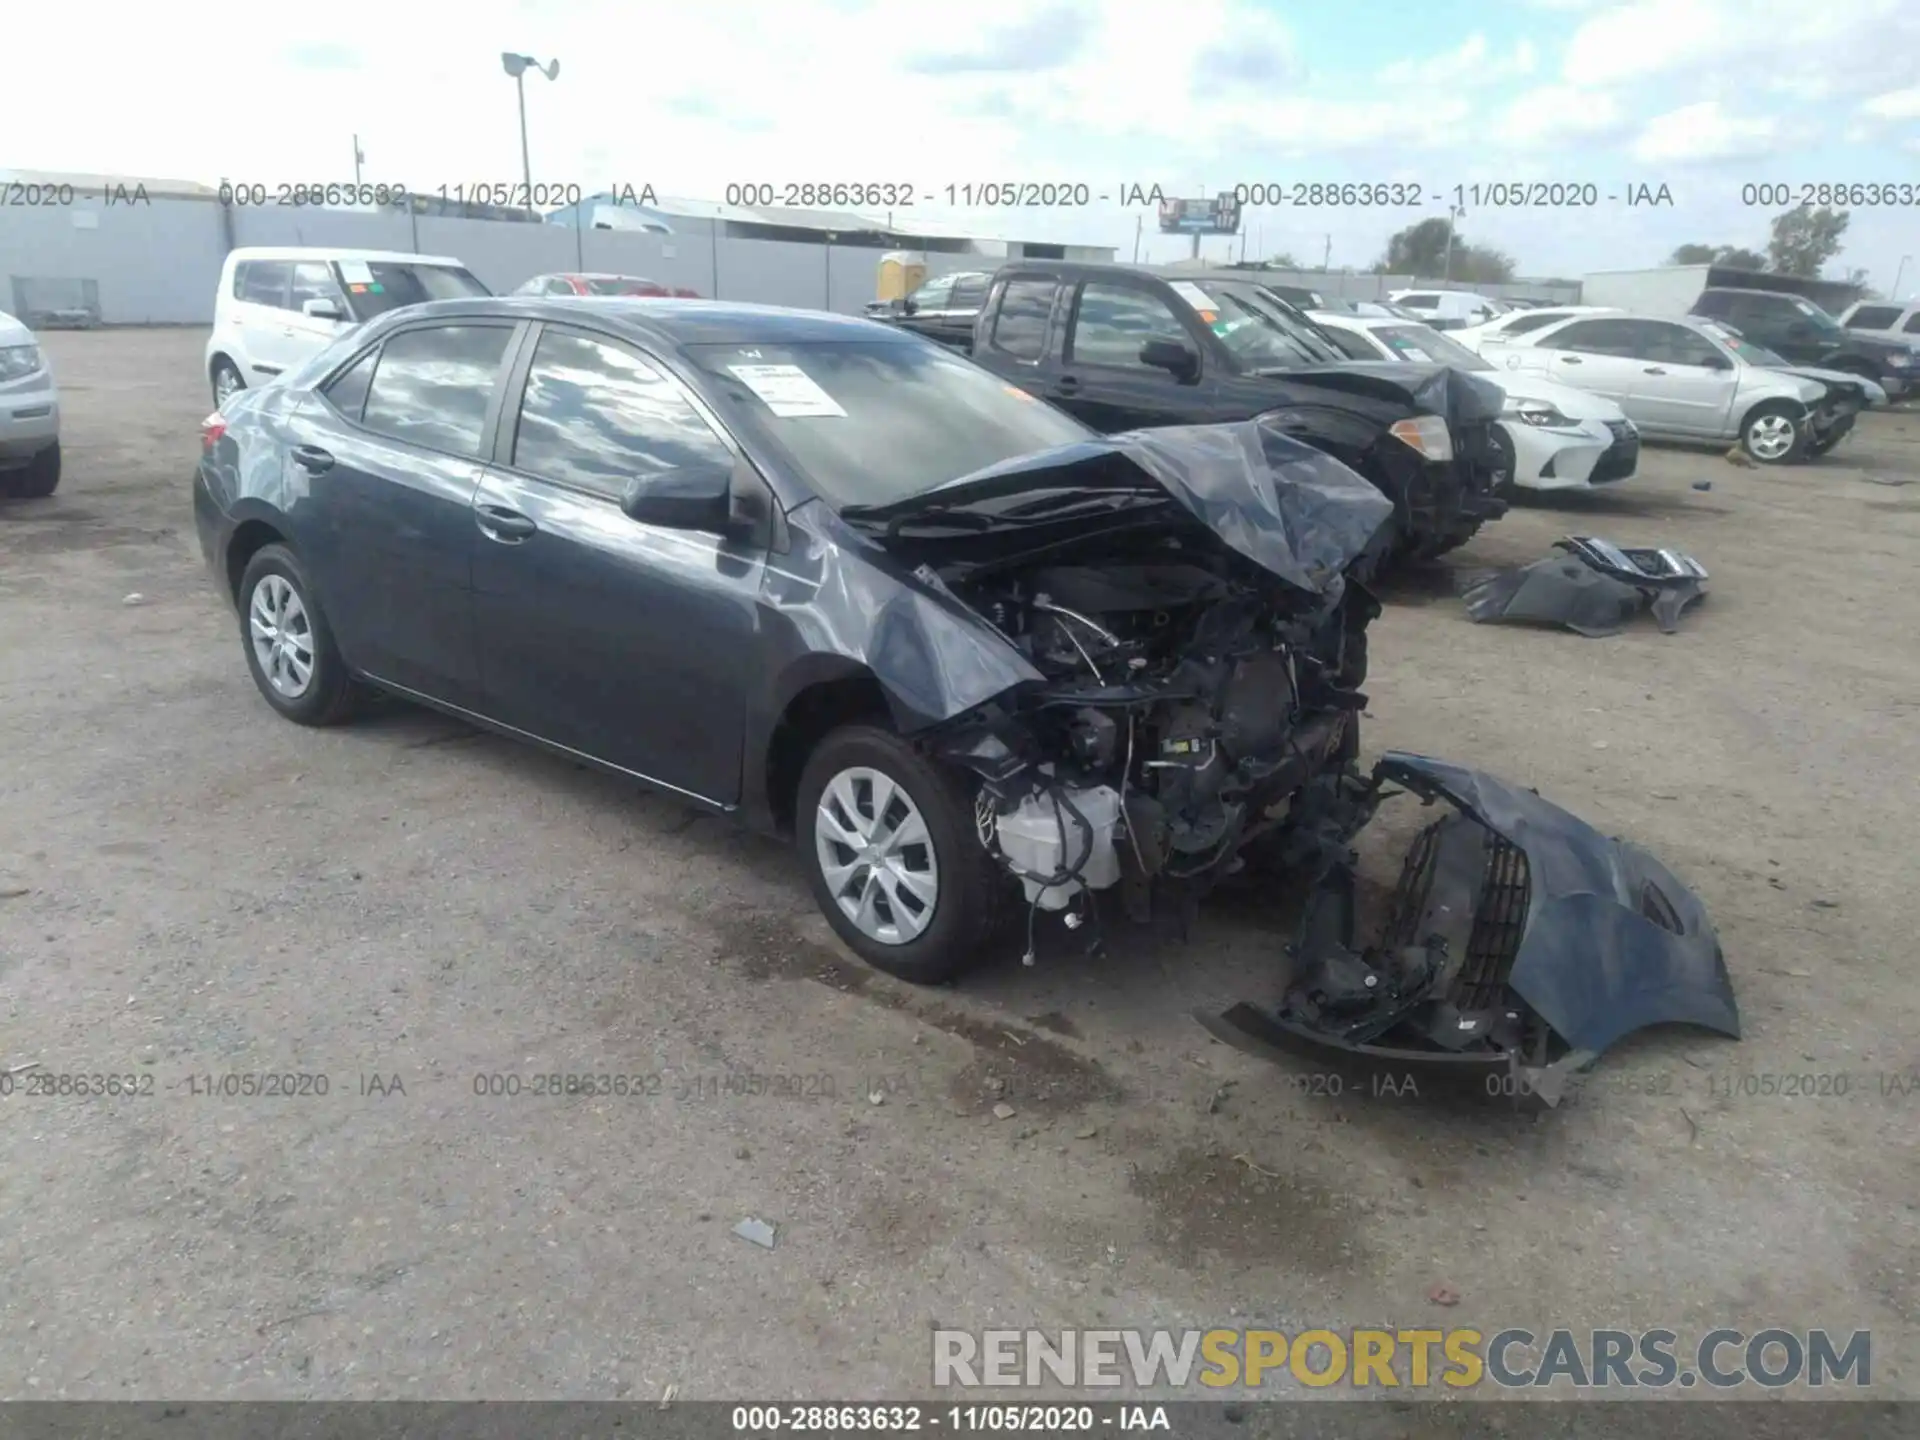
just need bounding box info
[1765,365,1883,404]
[1251,360,1506,424]
[840,419,1395,597]
[1377,752,1740,1056]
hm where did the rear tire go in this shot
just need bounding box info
[796,724,1009,985]
[1739,401,1808,465]
[236,543,364,726]
[212,358,245,408]
[2,442,60,499]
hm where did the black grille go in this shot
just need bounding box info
[1590,420,1640,483]
[1458,835,1530,1009]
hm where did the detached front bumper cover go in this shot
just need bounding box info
[1199,752,1740,1106]
[1461,535,1708,637]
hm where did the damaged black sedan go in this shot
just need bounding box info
[194,297,1394,982]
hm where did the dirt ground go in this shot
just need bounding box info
[1,327,1915,1407]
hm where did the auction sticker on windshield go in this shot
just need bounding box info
[727,363,848,418]
[338,259,374,284]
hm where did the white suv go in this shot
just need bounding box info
[206,247,489,405]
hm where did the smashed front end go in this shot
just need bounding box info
[841,421,1395,941]
[1200,754,1741,1105]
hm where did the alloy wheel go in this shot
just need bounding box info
[813,766,939,945]
[248,574,316,699]
[1747,413,1797,462]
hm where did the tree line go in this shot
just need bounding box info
[1260,203,1859,288]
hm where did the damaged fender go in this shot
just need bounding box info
[1199,751,1740,1105]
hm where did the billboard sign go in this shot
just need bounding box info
[1158,193,1242,235]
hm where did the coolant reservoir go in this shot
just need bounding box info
[994,786,1124,910]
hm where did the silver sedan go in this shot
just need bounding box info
[1478,312,1883,464]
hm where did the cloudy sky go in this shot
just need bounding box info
[14,0,1920,292]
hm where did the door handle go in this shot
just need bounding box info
[290,445,334,473]
[1643,367,1667,375]
[1054,375,1081,395]
[475,505,537,542]
[1557,355,1582,364]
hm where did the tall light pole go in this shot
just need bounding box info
[501,52,560,220]
[1440,204,1464,282]
[352,135,365,186]
[1893,254,1913,301]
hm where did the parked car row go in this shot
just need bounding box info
[1462,308,1884,463]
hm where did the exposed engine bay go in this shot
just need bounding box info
[933,537,1378,942]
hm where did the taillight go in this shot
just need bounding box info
[201,412,227,450]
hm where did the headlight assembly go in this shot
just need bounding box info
[0,344,44,382]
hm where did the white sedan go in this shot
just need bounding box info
[1310,310,1638,492]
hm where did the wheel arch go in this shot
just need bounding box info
[225,515,291,602]
[761,665,895,837]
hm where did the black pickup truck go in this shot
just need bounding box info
[960,262,1509,561]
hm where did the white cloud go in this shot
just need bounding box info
[1377,35,1537,88]
[1564,0,1919,92]
[1494,85,1629,147]
[1860,87,1920,120]
[1629,101,1780,164]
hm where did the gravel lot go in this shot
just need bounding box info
[2,327,1915,1403]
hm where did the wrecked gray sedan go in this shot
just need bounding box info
[1199,754,1741,1104]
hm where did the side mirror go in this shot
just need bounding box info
[620,457,766,540]
[899,296,918,315]
[1140,338,1199,380]
[303,297,346,321]
[1703,353,1733,371]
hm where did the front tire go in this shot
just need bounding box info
[796,724,1008,984]
[236,543,363,726]
[2,442,60,499]
[1740,401,1808,465]
[1808,416,1855,456]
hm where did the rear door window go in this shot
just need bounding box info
[1498,310,1570,335]
[1905,313,1920,334]
[237,261,292,308]
[1539,318,1642,356]
[359,324,515,457]
[988,279,1059,360]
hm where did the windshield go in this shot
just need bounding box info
[1789,296,1846,333]
[1696,321,1785,367]
[1168,281,1345,366]
[684,339,1093,509]
[335,261,490,319]
[1370,325,1492,371]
